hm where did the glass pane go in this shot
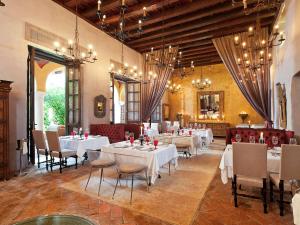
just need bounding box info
[128,93,134,102]
[134,112,139,121]
[69,111,73,123]
[134,93,140,101]
[128,103,134,111]
[134,83,140,91]
[69,96,73,109]
[74,96,79,108]
[73,81,79,94]
[128,83,134,92]
[134,103,140,111]
[74,110,79,123]
[128,112,134,121]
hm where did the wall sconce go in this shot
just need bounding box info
[239,111,248,123]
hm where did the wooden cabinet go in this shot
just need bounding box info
[0,80,12,180]
[189,121,230,137]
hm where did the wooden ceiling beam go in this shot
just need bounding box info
[132,14,274,49]
[180,49,218,58]
[104,0,181,24]
[122,0,227,32]
[128,8,276,45]
[175,58,223,68]
[179,53,221,63]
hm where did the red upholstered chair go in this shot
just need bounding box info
[123,123,140,139]
[90,124,125,143]
[226,128,294,147]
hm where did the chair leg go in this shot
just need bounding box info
[45,152,48,171]
[145,170,149,192]
[262,178,267,214]
[75,155,78,169]
[270,180,274,202]
[130,174,134,205]
[37,151,40,168]
[50,156,53,172]
[85,167,93,190]
[98,168,103,196]
[59,154,62,173]
[112,174,121,200]
[279,180,284,216]
[168,161,171,176]
[233,175,238,207]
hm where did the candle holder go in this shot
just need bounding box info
[259,138,265,144]
[238,112,248,123]
[139,135,144,146]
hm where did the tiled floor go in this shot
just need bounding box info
[0,154,294,225]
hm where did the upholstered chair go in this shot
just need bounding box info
[57,126,65,136]
[232,142,268,213]
[172,137,193,158]
[270,144,300,216]
[32,130,49,170]
[85,159,116,196]
[45,131,78,173]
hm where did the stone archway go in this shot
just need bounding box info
[291,71,300,135]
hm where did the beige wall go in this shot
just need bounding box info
[0,0,141,173]
[271,0,300,136]
[168,64,264,127]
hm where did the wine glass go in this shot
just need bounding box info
[189,130,192,136]
[130,136,134,146]
[235,134,242,142]
[153,139,159,149]
[289,138,298,145]
[171,129,174,135]
[84,129,89,140]
[145,135,150,145]
[271,136,279,147]
[125,131,130,142]
[249,135,255,143]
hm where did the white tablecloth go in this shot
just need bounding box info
[219,144,281,184]
[101,142,178,184]
[59,136,110,157]
[193,129,214,145]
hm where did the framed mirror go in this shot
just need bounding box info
[197,91,224,119]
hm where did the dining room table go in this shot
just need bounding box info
[101,141,179,184]
[59,135,110,158]
[219,144,281,184]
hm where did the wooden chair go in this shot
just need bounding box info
[172,137,192,158]
[232,142,268,213]
[32,130,49,170]
[270,144,300,216]
[45,131,78,173]
[85,159,116,196]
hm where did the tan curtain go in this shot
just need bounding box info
[141,47,178,122]
[212,28,272,122]
[276,83,287,128]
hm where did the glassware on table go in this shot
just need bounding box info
[153,139,159,149]
[235,134,242,142]
[289,138,298,145]
[249,135,255,143]
[189,130,192,136]
[271,135,279,147]
[71,131,75,138]
[181,129,184,135]
[145,135,150,145]
[84,129,89,139]
[171,129,174,135]
[130,136,134,146]
[125,131,130,142]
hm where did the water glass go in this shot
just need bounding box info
[154,139,159,149]
[271,136,279,146]
[289,138,298,145]
[235,134,242,142]
[249,135,255,143]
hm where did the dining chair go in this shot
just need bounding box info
[172,137,192,158]
[112,161,149,204]
[85,159,116,196]
[45,131,78,173]
[232,142,268,213]
[32,130,49,170]
[57,126,66,136]
[270,144,300,216]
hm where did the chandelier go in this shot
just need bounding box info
[192,67,211,90]
[53,0,97,64]
[166,80,182,94]
[234,16,285,73]
[175,51,195,79]
[232,0,283,15]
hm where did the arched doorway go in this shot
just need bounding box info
[291,71,300,135]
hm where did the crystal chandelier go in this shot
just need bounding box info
[53,0,97,64]
[192,67,211,90]
[166,80,181,94]
[175,51,195,79]
[234,16,285,73]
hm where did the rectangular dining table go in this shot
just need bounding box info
[101,141,179,184]
[59,135,110,158]
[219,144,281,184]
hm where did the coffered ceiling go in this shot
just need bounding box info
[52,0,282,67]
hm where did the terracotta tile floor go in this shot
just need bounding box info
[0,158,294,225]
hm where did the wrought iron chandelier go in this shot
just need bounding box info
[234,16,285,73]
[53,0,97,64]
[166,80,182,94]
[192,66,211,90]
[175,51,195,79]
[232,0,283,15]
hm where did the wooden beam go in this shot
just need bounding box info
[132,14,274,49]
[122,0,227,31]
[128,8,275,45]
[181,49,218,58]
